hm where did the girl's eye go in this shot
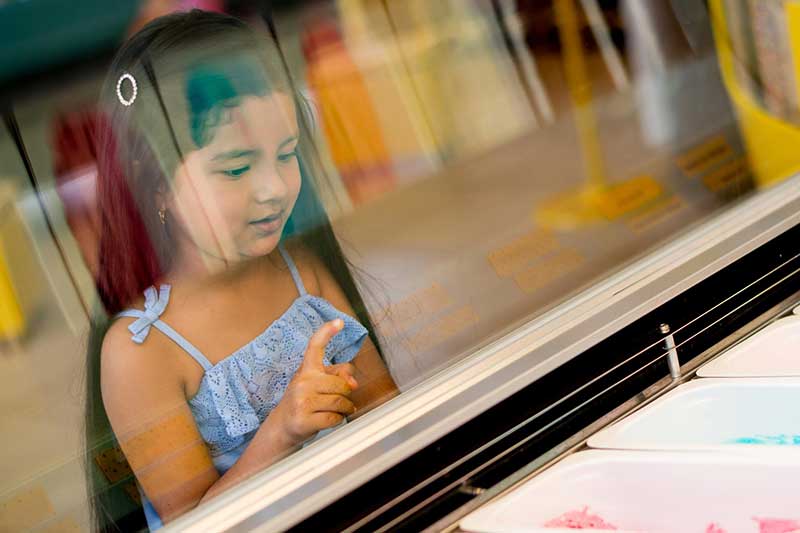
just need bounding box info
[220,165,250,179]
[277,150,297,163]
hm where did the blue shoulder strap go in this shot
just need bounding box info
[278,243,307,296]
[116,285,213,372]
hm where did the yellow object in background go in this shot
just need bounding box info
[537,0,615,229]
[0,184,26,340]
[0,182,48,341]
[675,134,734,177]
[591,175,664,220]
[0,248,25,340]
[710,0,800,187]
[554,0,607,190]
[702,156,750,192]
[0,484,56,531]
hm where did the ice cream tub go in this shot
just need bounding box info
[697,317,800,377]
[459,450,800,532]
[587,378,800,451]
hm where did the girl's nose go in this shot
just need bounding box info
[252,166,288,204]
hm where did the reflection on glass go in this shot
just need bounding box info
[2,0,800,531]
[0,124,90,530]
[83,10,398,530]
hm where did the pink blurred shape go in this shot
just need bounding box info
[754,517,800,533]
[544,506,618,529]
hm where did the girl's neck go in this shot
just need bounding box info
[164,241,279,292]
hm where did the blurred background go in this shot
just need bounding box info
[1,0,797,530]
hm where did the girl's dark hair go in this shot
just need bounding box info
[85,10,382,531]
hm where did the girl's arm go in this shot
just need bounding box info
[311,255,400,413]
[101,322,220,522]
[101,319,354,523]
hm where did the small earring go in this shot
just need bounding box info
[158,208,166,225]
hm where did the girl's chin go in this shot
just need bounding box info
[245,234,282,257]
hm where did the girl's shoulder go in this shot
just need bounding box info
[101,291,190,390]
[100,315,189,417]
[102,311,185,372]
[99,312,199,448]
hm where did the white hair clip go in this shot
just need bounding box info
[116,72,138,106]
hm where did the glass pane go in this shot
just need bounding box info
[274,0,760,386]
[2,0,798,530]
[0,123,92,529]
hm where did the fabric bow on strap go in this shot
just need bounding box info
[128,285,171,344]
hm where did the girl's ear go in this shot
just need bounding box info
[154,180,170,213]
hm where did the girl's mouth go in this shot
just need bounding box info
[249,212,283,234]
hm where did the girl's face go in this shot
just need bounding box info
[166,92,301,264]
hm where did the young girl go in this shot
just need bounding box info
[85,10,397,530]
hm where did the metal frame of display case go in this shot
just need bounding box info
[163,175,800,532]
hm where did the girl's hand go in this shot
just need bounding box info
[269,319,359,446]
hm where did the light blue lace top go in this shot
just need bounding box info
[115,244,367,530]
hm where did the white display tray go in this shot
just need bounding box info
[697,317,800,377]
[587,378,800,451]
[459,450,800,533]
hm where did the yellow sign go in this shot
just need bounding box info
[408,305,479,352]
[384,283,452,331]
[676,135,733,176]
[488,228,558,277]
[0,485,55,531]
[702,157,750,192]
[626,195,686,234]
[591,175,665,220]
[514,248,585,293]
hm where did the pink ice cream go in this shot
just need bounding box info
[754,517,800,533]
[544,507,617,529]
[705,524,726,533]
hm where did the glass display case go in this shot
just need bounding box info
[0,1,799,531]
